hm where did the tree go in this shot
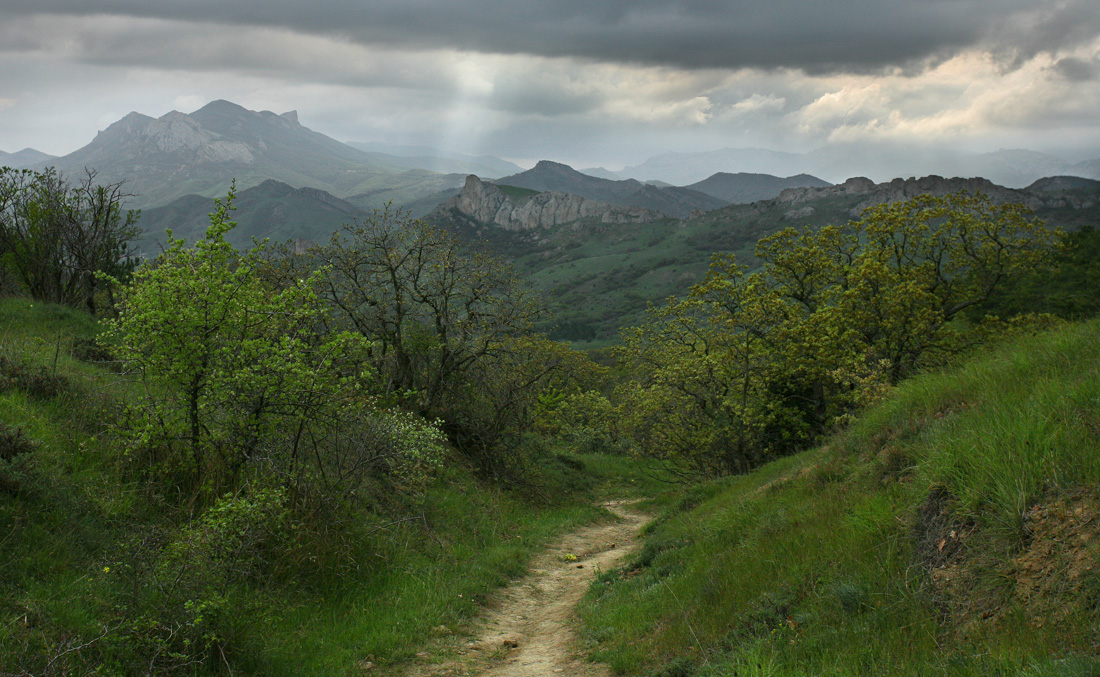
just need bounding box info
[615,192,1059,476]
[0,167,139,313]
[106,190,448,498]
[312,208,553,469]
[835,192,1055,380]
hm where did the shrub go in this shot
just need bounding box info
[0,353,70,399]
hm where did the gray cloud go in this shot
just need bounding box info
[1,0,1099,168]
[4,0,1096,73]
[1053,57,1099,82]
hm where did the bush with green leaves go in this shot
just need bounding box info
[102,189,444,499]
[106,485,291,673]
[0,166,140,313]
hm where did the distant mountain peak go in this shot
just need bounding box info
[280,110,299,124]
[531,159,580,174]
[118,111,155,124]
[497,160,725,218]
[0,147,57,168]
[196,99,249,115]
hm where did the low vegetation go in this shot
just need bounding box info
[0,177,638,673]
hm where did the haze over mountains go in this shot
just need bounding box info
[33,100,497,211]
[345,142,523,178]
[0,148,56,169]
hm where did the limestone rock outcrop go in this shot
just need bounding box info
[440,175,666,231]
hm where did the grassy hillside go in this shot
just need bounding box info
[578,319,1100,675]
[0,298,663,674]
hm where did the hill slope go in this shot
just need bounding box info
[428,174,1100,345]
[580,319,1100,674]
[137,179,369,252]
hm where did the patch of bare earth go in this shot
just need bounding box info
[914,486,1100,645]
[381,500,651,677]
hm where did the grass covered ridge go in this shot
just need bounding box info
[578,319,1100,675]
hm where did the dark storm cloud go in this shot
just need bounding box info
[1052,57,1099,82]
[4,0,1097,73]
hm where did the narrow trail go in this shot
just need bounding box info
[392,500,651,677]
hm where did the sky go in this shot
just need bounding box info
[2,0,1100,170]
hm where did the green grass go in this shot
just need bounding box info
[249,468,608,673]
[578,319,1100,675]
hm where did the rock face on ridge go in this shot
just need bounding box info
[771,175,1090,215]
[439,175,666,231]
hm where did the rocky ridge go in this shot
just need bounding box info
[440,175,666,231]
[496,160,726,218]
[774,175,1099,216]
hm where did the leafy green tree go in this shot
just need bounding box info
[311,208,560,471]
[0,167,139,312]
[976,225,1100,320]
[104,190,447,495]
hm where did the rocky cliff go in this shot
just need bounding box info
[438,175,667,231]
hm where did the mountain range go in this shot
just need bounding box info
[616,146,1100,188]
[492,160,728,218]
[33,101,507,212]
[10,99,1100,346]
[684,172,832,203]
[137,179,369,253]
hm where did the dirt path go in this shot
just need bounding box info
[391,500,651,677]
